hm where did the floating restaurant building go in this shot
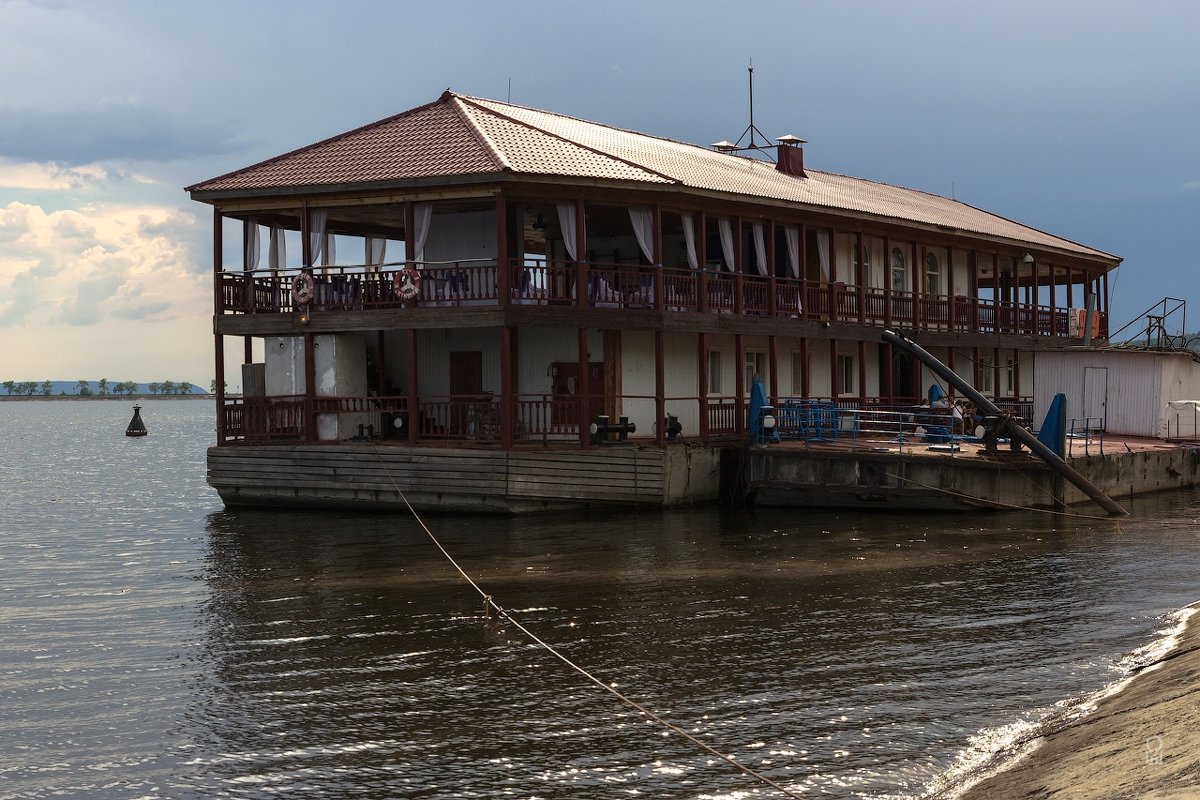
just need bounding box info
[188,91,1124,512]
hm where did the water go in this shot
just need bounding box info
[1,399,1198,799]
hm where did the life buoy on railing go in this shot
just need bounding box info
[291,272,315,306]
[393,267,421,301]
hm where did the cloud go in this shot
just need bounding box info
[1183,180,1200,191]
[0,200,208,330]
[0,102,245,165]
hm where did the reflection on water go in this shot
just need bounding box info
[2,400,1199,798]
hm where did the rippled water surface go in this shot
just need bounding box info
[2,399,1199,799]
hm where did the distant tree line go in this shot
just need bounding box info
[2,379,198,396]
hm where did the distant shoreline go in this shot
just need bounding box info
[0,395,212,401]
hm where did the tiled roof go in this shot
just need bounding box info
[188,92,1117,262]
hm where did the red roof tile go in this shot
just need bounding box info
[188,92,1117,262]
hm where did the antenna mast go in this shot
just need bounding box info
[734,61,770,151]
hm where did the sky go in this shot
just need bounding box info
[2,0,1199,387]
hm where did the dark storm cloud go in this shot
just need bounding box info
[0,103,246,165]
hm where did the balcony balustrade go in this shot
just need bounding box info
[217,258,1095,338]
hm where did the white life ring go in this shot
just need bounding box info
[393,267,421,301]
[291,272,315,306]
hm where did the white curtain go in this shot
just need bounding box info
[244,219,260,271]
[628,207,655,264]
[269,226,286,270]
[718,217,736,272]
[784,225,800,279]
[307,210,327,266]
[365,237,386,273]
[681,213,699,269]
[412,203,432,265]
[816,230,831,281]
[752,223,767,277]
[556,201,578,261]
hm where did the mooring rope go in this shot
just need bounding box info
[370,444,804,799]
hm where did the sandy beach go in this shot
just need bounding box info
[954,604,1200,800]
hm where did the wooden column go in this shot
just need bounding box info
[883,235,893,328]
[768,335,779,405]
[404,202,415,308]
[734,333,745,435]
[406,329,418,445]
[972,347,981,394]
[1102,272,1110,337]
[1066,266,1074,310]
[698,332,709,438]
[858,339,867,402]
[912,241,922,328]
[968,250,978,330]
[733,217,744,316]
[767,219,777,316]
[1012,348,1021,399]
[496,192,510,307]
[301,201,312,268]
[213,208,225,444]
[800,336,810,397]
[653,204,664,311]
[376,331,386,395]
[578,327,590,448]
[800,223,809,319]
[855,231,865,324]
[884,342,894,404]
[830,339,839,399]
[500,326,514,450]
[575,201,588,310]
[947,244,956,330]
[654,330,665,447]
[303,331,316,442]
[697,211,709,313]
[993,347,1002,402]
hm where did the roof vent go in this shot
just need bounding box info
[775,134,806,178]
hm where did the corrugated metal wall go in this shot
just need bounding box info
[1034,350,1164,436]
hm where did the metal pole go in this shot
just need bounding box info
[882,329,1127,516]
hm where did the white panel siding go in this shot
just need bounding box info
[1034,350,1164,436]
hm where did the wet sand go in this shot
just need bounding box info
[955,605,1200,799]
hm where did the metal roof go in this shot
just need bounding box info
[188,91,1118,262]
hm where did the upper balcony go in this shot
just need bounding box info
[217,257,1106,339]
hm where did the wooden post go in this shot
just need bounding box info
[830,339,839,399]
[912,241,921,328]
[655,330,665,446]
[303,331,316,442]
[1012,347,1021,400]
[800,336,810,397]
[576,201,588,310]
[376,331,386,396]
[653,204,664,312]
[1067,266,1074,311]
[968,249,978,330]
[698,332,709,438]
[697,211,709,313]
[800,223,809,319]
[858,339,867,403]
[972,346,980,394]
[733,217,744,316]
[884,342,894,404]
[734,333,745,435]
[1102,272,1110,337]
[213,209,225,444]
[404,203,416,307]
[500,326,514,450]
[767,219,777,316]
[406,329,418,445]
[855,231,865,324]
[993,346,1001,402]
[947,244,956,330]
[301,201,312,268]
[578,327,590,448]
[883,235,892,328]
[497,192,510,307]
[768,334,779,405]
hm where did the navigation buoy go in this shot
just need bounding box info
[125,405,147,437]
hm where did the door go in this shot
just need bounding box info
[449,351,483,434]
[1082,366,1108,432]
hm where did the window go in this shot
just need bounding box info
[891,247,906,292]
[925,252,941,295]
[853,241,871,284]
[978,354,994,394]
[707,350,722,394]
[791,351,805,395]
[745,351,766,393]
[838,353,856,396]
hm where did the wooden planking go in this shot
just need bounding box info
[208,444,667,508]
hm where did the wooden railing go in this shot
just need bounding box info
[216,259,1099,338]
